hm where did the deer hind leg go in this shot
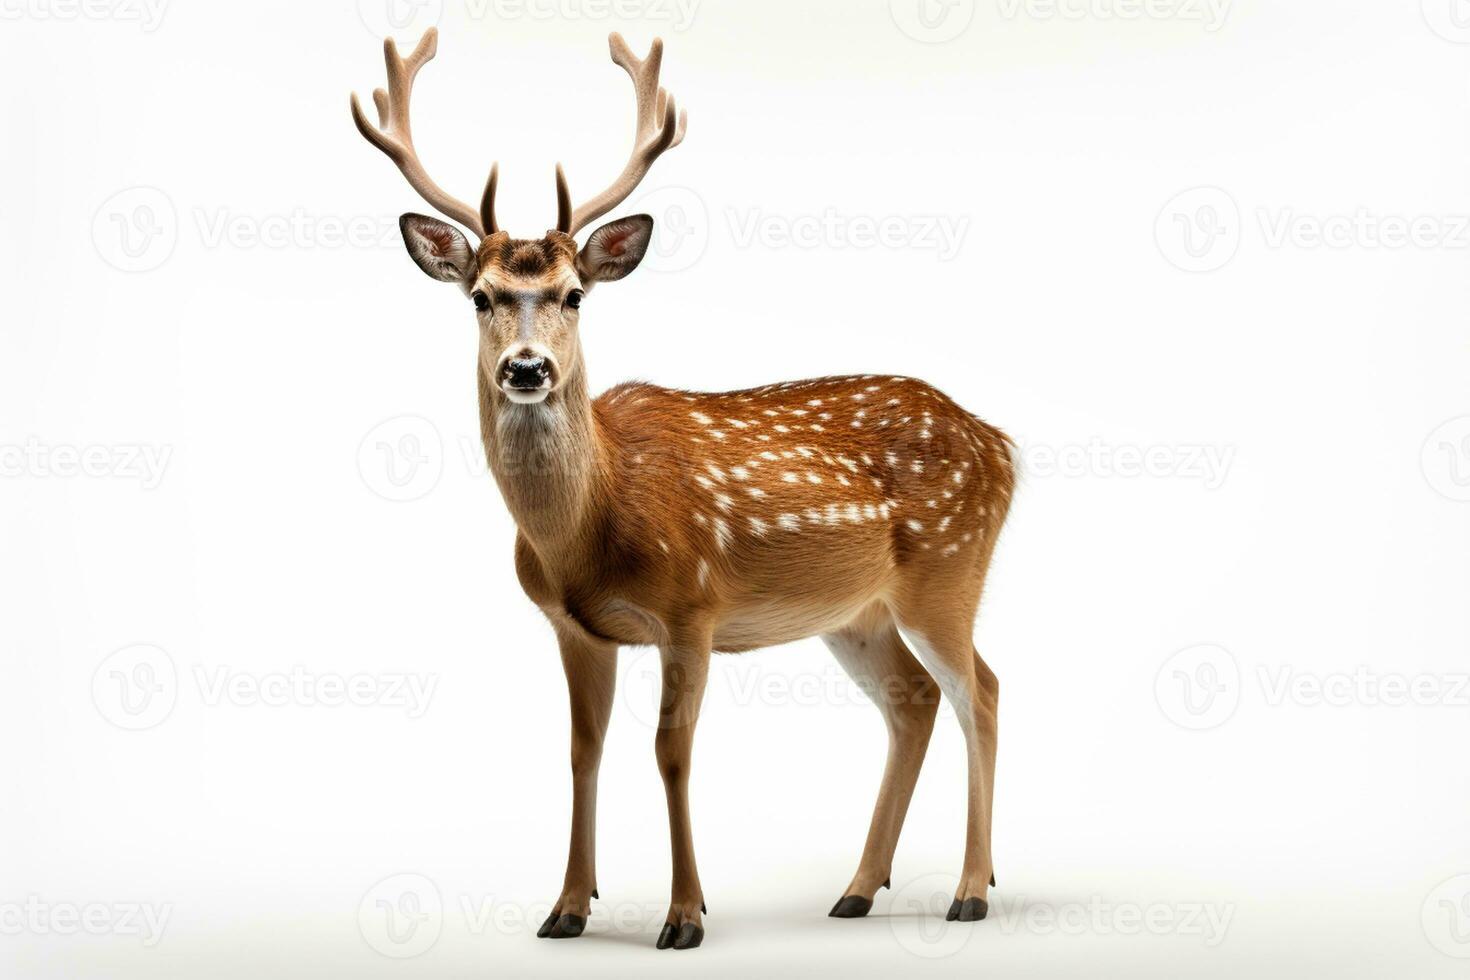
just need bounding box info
[821,604,941,919]
[891,596,999,923]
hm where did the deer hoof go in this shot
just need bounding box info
[540,912,586,938]
[673,922,704,949]
[828,895,874,918]
[945,897,988,922]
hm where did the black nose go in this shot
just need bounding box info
[504,355,549,390]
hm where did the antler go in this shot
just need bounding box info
[351,29,498,238]
[560,33,688,236]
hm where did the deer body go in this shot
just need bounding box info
[353,29,1013,950]
[489,374,1014,655]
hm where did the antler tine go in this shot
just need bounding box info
[350,28,488,238]
[565,33,688,236]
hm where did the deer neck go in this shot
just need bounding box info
[478,364,603,556]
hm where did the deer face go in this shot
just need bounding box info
[353,29,684,403]
[399,214,654,405]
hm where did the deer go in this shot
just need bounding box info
[351,28,1015,951]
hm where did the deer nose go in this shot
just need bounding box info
[503,354,550,390]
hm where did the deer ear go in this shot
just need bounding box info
[400,213,476,284]
[576,215,654,283]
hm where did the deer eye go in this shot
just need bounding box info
[566,289,584,311]
[472,290,491,312]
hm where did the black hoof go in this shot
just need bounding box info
[546,913,585,938]
[536,911,560,938]
[656,923,678,949]
[990,873,996,887]
[673,922,704,949]
[828,894,874,918]
[946,897,987,922]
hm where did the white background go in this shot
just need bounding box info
[2,0,1468,976]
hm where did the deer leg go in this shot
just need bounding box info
[536,626,617,940]
[653,630,712,950]
[894,618,997,922]
[821,612,940,918]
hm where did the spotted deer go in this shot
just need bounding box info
[351,28,1015,950]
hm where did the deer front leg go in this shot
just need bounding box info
[653,629,712,950]
[536,625,617,940]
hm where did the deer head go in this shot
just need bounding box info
[351,29,687,405]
